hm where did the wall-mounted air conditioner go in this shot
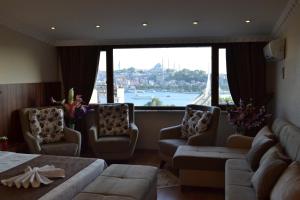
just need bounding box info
[263,39,286,62]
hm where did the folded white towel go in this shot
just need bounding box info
[1,165,65,189]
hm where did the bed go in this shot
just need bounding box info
[0,151,106,200]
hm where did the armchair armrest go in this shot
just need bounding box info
[63,127,81,156]
[88,126,98,144]
[128,123,139,155]
[128,123,139,139]
[226,134,254,149]
[187,132,214,146]
[160,125,182,140]
[24,131,41,154]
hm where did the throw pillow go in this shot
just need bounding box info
[186,110,204,138]
[252,126,275,147]
[246,136,276,171]
[271,162,300,200]
[98,104,129,136]
[251,159,288,200]
[260,144,291,166]
[181,106,198,138]
[195,111,213,133]
[29,108,64,143]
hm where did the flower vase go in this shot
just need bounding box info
[68,123,76,130]
[235,126,246,135]
[0,141,8,151]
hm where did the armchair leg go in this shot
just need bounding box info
[159,160,166,169]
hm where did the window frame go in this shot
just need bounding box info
[97,43,231,110]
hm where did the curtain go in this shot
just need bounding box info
[58,46,100,103]
[226,42,267,106]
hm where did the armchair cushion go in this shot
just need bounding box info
[41,142,78,156]
[28,108,64,143]
[98,104,129,136]
[159,139,186,157]
[92,136,130,153]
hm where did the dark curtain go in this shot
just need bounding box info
[226,42,267,106]
[58,46,100,103]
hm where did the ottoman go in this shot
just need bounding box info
[74,164,158,200]
[173,145,247,188]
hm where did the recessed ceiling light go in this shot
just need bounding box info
[96,25,101,28]
[245,20,251,23]
[50,26,56,30]
[193,21,199,25]
[142,23,148,27]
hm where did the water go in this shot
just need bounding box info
[124,91,199,106]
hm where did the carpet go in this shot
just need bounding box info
[157,169,180,188]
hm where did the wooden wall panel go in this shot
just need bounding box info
[0,82,61,142]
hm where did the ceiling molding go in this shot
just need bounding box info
[272,0,299,37]
[0,14,55,45]
[55,36,271,46]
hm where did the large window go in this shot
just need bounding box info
[92,45,233,108]
[113,47,211,106]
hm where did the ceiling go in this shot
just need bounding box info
[0,0,289,46]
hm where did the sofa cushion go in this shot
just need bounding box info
[246,137,275,171]
[174,145,247,171]
[271,162,300,200]
[29,108,64,143]
[41,142,78,156]
[226,159,252,172]
[159,139,186,157]
[74,193,134,200]
[98,104,129,136]
[225,159,256,200]
[251,159,288,200]
[225,185,256,200]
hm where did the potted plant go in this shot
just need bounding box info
[51,88,90,129]
[227,99,271,136]
[0,136,8,151]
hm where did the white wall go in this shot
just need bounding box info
[273,3,300,126]
[0,25,58,84]
[135,110,234,150]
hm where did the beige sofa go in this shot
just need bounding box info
[225,119,299,200]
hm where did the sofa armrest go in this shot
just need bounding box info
[187,132,213,146]
[160,125,182,140]
[226,134,254,149]
[24,131,41,153]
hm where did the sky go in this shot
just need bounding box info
[98,47,227,74]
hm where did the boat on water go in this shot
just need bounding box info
[132,94,153,99]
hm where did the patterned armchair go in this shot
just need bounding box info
[159,105,220,167]
[86,103,139,160]
[19,107,81,156]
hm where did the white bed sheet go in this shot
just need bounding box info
[0,151,106,200]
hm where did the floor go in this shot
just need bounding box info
[128,150,224,200]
